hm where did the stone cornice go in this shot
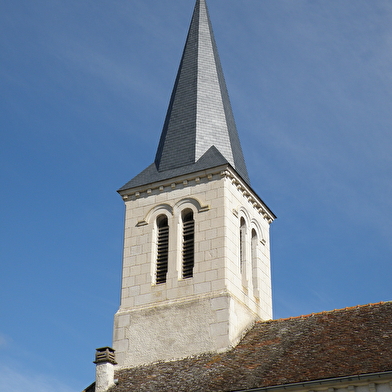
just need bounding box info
[119,165,228,200]
[221,167,275,224]
[119,164,275,224]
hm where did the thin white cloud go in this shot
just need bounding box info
[0,331,12,348]
[0,364,77,392]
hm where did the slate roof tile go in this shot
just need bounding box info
[120,0,250,192]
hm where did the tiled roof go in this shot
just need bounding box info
[82,382,95,392]
[109,301,392,392]
[119,0,250,192]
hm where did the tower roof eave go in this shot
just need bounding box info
[118,145,230,192]
[118,146,276,222]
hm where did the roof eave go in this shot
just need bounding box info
[117,163,232,197]
[117,163,275,223]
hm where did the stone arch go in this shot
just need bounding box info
[173,198,205,280]
[238,206,251,225]
[173,197,208,215]
[250,218,265,244]
[139,203,173,226]
[140,204,173,285]
[238,207,250,278]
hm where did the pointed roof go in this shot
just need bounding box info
[119,0,250,191]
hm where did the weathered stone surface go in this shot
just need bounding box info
[113,169,272,368]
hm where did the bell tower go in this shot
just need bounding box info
[113,0,275,369]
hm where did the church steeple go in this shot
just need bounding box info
[113,0,274,370]
[119,0,250,192]
[155,0,249,183]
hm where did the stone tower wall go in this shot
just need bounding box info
[113,167,273,368]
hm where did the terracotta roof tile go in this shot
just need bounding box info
[109,301,392,392]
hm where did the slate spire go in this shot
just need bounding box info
[155,0,250,183]
[119,0,250,191]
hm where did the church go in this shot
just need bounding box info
[83,1,392,391]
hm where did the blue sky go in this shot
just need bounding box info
[1,0,392,390]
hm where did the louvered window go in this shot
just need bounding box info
[156,215,169,284]
[182,210,195,279]
[240,218,246,273]
[251,229,258,290]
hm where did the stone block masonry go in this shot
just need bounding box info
[113,167,274,368]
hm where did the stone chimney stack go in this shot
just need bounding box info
[94,347,117,392]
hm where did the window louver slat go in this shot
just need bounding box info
[156,221,169,284]
[182,216,194,279]
[240,218,246,274]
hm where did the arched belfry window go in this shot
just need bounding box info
[251,228,258,291]
[156,215,169,284]
[240,217,246,273]
[182,210,195,279]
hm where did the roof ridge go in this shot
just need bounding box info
[262,301,389,323]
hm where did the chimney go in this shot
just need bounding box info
[94,347,117,392]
